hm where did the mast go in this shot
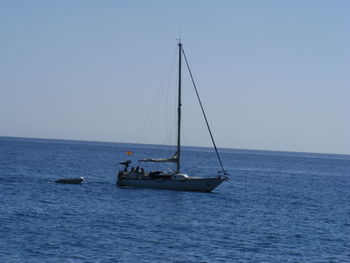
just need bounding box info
[176,41,182,173]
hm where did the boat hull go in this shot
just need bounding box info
[55,177,84,184]
[117,176,225,192]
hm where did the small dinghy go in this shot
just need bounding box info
[55,177,84,184]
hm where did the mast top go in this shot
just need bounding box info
[177,39,182,46]
[177,25,182,45]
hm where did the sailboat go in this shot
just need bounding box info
[117,41,228,192]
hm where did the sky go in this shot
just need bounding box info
[0,0,349,154]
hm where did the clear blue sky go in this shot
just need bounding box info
[1,0,349,154]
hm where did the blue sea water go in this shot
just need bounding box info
[0,137,349,263]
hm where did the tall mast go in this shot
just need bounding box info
[176,41,182,173]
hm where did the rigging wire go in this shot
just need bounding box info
[185,152,213,174]
[135,47,178,144]
[181,46,227,176]
[134,47,178,173]
[164,51,178,146]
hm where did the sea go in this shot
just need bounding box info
[0,136,349,263]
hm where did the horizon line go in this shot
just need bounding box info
[1,135,349,157]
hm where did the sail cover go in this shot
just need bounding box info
[139,152,178,163]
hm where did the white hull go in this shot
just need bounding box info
[117,176,225,192]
